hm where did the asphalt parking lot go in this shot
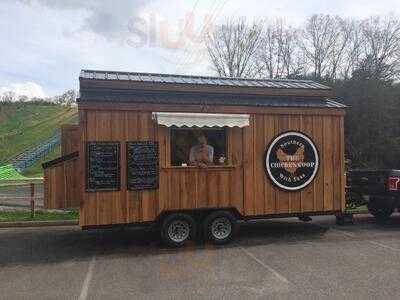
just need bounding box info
[1,215,400,299]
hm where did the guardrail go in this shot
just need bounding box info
[9,132,61,171]
[0,178,43,218]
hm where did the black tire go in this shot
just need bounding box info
[160,213,196,247]
[204,210,237,245]
[367,202,393,221]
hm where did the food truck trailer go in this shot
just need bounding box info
[43,70,346,246]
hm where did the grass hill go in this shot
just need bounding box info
[0,102,78,177]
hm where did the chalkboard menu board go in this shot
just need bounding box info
[127,141,159,190]
[86,142,120,191]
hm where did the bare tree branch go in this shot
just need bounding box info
[206,14,400,81]
[206,18,263,78]
[256,19,305,79]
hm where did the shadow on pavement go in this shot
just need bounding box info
[0,219,327,267]
[1,214,400,267]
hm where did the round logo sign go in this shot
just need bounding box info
[265,131,319,191]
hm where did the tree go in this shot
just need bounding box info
[340,19,364,80]
[18,95,29,102]
[300,15,348,81]
[359,15,400,81]
[256,20,305,79]
[54,90,77,105]
[204,14,400,169]
[1,91,17,103]
[205,18,263,78]
[334,77,400,168]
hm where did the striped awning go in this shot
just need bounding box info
[152,112,250,128]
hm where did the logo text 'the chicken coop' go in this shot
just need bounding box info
[265,132,319,191]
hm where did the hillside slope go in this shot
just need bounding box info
[0,102,78,164]
[21,146,61,177]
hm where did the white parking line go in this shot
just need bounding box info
[237,245,290,284]
[78,255,96,300]
[367,240,400,252]
[328,228,356,238]
[327,227,400,253]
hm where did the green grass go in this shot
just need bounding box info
[0,164,28,180]
[345,205,368,214]
[0,164,29,188]
[0,209,78,222]
[0,102,78,163]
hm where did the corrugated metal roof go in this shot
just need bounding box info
[80,69,331,90]
[78,90,346,108]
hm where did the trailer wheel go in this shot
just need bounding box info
[204,211,237,245]
[160,213,196,247]
[367,201,393,221]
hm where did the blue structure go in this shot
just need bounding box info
[9,132,61,171]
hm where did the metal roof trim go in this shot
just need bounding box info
[80,69,332,90]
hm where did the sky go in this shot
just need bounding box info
[1,0,400,98]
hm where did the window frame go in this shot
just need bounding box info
[167,127,231,168]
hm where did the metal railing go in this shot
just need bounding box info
[9,132,61,171]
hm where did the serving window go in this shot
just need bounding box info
[170,128,228,167]
[152,112,250,168]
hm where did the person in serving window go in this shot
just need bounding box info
[189,131,214,167]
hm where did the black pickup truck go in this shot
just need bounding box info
[347,169,400,220]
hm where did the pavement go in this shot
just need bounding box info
[1,214,400,299]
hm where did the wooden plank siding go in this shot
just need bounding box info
[243,114,344,217]
[43,157,80,209]
[61,124,80,156]
[79,107,345,226]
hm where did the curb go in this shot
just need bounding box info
[0,220,78,228]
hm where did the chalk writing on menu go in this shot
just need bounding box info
[127,141,159,190]
[86,142,120,191]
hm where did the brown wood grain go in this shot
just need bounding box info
[289,115,302,213]
[78,109,86,225]
[254,115,265,214]
[300,115,315,212]
[76,106,345,226]
[61,124,80,156]
[157,126,168,214]
[323,117,334,211]
[243,115,255,215]
[125,111,140,222]
[276,115,290,213]
[111,111,126,224]
[340,117,346,211]
[42,157,80,209]
[332,117,341,211]
[264,115,277,214]
[84,110,98,226]
[79,102,345,116]
[218,170,230,207]
[197,169,208,208]
[138,113,156,221]
[313,116,325,211]
[230,127,244,214]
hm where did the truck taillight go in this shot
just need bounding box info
[388,176,400,191]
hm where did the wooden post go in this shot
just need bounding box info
[30,182,35,219]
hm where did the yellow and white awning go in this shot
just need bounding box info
[152,112,250,128]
